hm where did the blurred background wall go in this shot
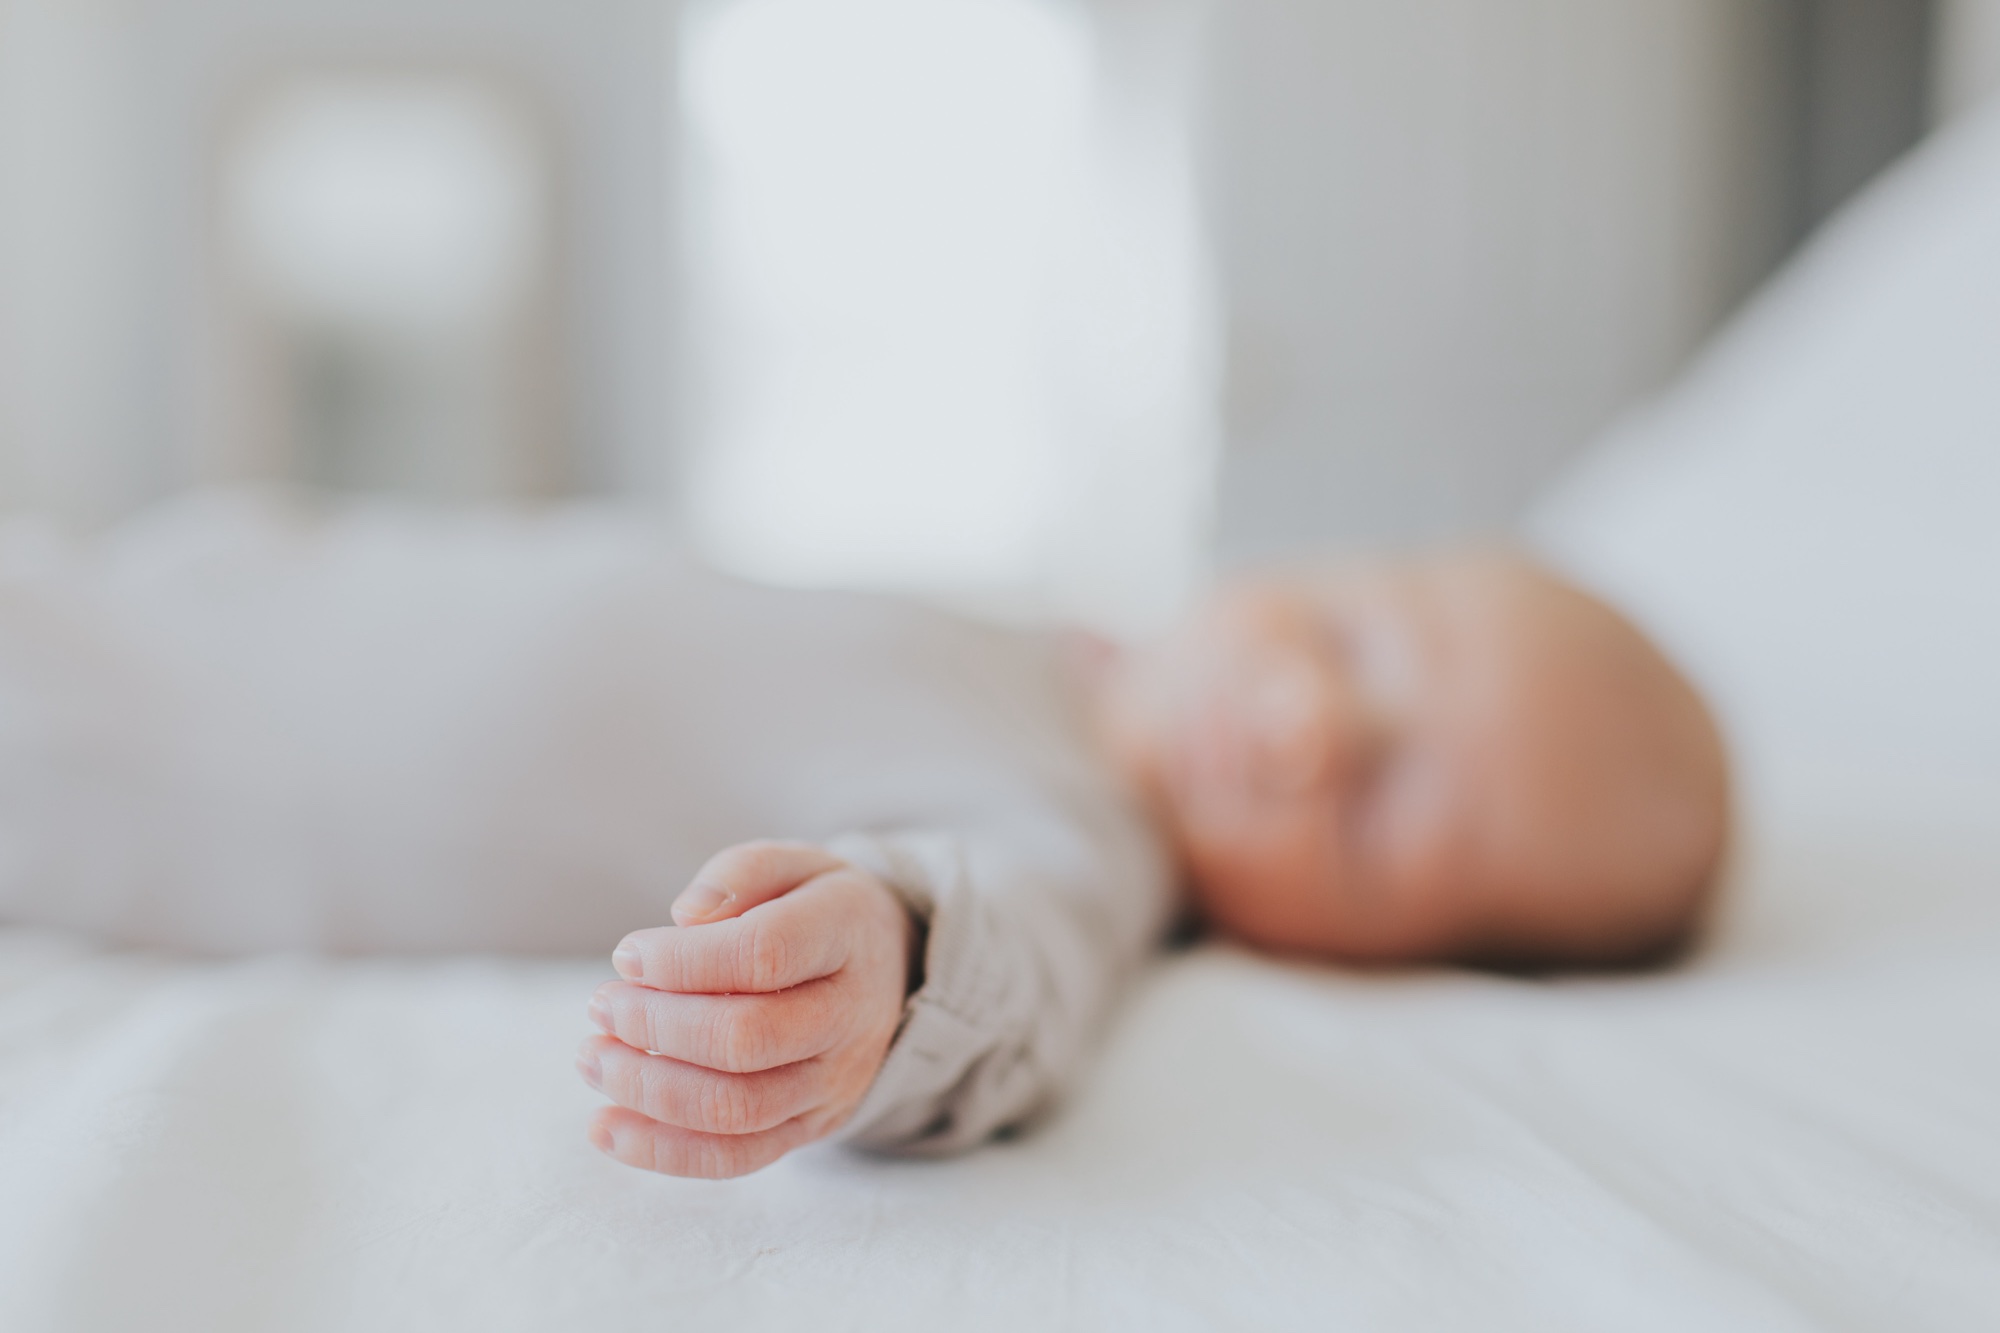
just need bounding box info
[1207,0,1941,561]
[0,0,1989,623]
[1939,0,2000,115]
[0,0,676,519]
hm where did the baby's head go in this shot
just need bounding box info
[1096,551,1729,967]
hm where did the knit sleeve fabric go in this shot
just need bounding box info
[826,812,1172,1154]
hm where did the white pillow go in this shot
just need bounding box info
[1530,101,2000,787]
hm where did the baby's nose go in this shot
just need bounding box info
[1241,652,1348,793]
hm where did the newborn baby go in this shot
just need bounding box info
[581,551,1728,1178]
[0,495,1726,1180]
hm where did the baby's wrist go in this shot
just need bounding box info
[896,890,928,998]
[851,862,925,999]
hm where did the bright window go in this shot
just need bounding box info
[678,0,1215,632]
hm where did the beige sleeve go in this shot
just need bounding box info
[824,817,1173,1155]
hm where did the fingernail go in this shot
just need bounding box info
[587,991,613,1033]
[588,1120,615,1154]
[673,884,728,924]
[575,1047,602,1089]
[611,942,642,979]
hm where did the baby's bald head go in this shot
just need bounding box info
[1398,555,1730,964]
[1098,551,1730,968]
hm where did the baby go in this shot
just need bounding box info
[0,497,1726,1180]
[577,551,1728,1178]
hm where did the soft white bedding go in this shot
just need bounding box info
[6,80,2000,1333]
[1,755,1996,1332]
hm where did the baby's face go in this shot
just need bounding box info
[1097,553,1728,965]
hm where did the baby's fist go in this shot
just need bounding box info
[578,842,915,1178]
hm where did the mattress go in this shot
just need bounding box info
[1,754,1995,1332]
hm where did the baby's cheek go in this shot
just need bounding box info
[1185,807,1341,947]
[1334,832,1487,960]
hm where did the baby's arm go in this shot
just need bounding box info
[577,842,916,1178]
[580,809,1170,1176]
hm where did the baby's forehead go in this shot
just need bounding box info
[1359,564,1657,773]
[1288,550,1547,622]
[1291,558,1578,672]
[1250,555,1649,730]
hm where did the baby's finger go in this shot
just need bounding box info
[671,840,846,926]
[590,976,846,1072]
[577,1034,829,1135]
[589,1105,817,1179]
[611,873,861,993]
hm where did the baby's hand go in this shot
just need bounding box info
[577,842,915,1178]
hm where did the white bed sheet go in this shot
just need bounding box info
[1,756,1996,1333]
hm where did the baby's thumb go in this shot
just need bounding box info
[672,841,846,926]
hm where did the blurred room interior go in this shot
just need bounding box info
[5,6,2000,1322]
[0,0,1987,630]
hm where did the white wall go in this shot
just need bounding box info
[0,0,676,522]
[4,0,1944,588]
[0,0,151,520]
[1938,0,2000,117]
[1203,0,1799,562]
